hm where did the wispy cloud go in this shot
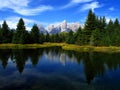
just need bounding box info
[0,0,53,16]
[14,5,53,16]
[61,0,93,9]
[109,7,115,11]
[80,1,102,11]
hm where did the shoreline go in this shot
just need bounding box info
[0,43,120,52]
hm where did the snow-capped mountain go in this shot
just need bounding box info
[68,22,82,32]
[61,20,67,32]
[37,24,48,34]
[38,20,81,34]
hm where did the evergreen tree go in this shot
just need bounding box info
[50,34,55,42]
[45,33,50,42]
[75,27,82,45]
[84,9,97,33]
[59,32,68,42]
[110,18,120,46]
[96,16,106,32]
[101,16,106,31]
[114,18,120,31]
[0,24,2,43]
[54,34,60,42]
[66,30,75,44]
[106,19,114,34]
[0,21,10,43]
[12,18,26,44]
[84,9,97,44]
[9,29,15,43]
[39,33,45,44]
[74,27,82,39]
[90,29,102,46]
[76,30,88,45]
[30,24,40,43]
[20,30,30,44]
[50,33,60,43]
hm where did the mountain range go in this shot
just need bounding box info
[38,20,82,34]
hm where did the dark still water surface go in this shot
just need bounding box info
[0,47,120,90]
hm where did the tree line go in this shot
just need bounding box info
[0,9,120,46]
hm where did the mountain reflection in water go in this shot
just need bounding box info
[0,47,120,90]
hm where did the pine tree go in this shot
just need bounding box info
[12,18,26,44]
[106,19,114,33]
[90,29,102,46]
[1,21,10,43]
[45,33,50,42]
[20,30,30,44]
[85,9,97,33]
[111,18,120,46]
[59,32,68,42]
[0,24,1,30]
[114,18,119,31]
[0,24,2,43]
[55,34,59,42]
[103,19,114,45]
[66,30,75,44]
[39,33,45,44]
[74,27,82,39]
[9,29,15,43]
[30,24,40,43]
[75,27,82,45]
[84,9,97,44]
[101,16,106,31]
[96,16,106,32]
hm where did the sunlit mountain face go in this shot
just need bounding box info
[0,47,120,90]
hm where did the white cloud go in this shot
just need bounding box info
[61,0,93,9]
[106,17,116,23]
[109,7,114,11]
[0,0,29,8]
[80,1,102,11]
[0,16,38,30]
[72,0,93,3]
[0,16,51,31]
[13,6,53,16]
[48,21,62,27]
[0,0,53,16]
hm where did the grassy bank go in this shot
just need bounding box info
[62,45,120,53]
[0,43,66,49]
[0,43,120,52]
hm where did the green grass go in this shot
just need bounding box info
[62,45,120,53]
[0,43,120,52]
[0,43,66,49]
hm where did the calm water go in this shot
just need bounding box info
[0,47,120,90]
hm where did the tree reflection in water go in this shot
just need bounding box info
[0,47,120,89]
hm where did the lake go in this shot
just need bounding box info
[0,47,120,90]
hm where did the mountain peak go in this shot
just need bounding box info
[38,20,81,34]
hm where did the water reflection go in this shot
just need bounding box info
[0,47,120,89]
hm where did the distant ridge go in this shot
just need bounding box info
[38,20,82,34]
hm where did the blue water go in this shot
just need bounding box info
[0,47,120,90]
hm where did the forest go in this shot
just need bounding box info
[0,9,120,46]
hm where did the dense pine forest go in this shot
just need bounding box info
[0,9,120,46]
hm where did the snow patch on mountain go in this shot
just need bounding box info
[38,20,82,34]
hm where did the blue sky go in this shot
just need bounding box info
[0,0,120,30]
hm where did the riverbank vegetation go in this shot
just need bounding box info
[0,10,120,49]
[0,43,65,49]
[0,43,120,53]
